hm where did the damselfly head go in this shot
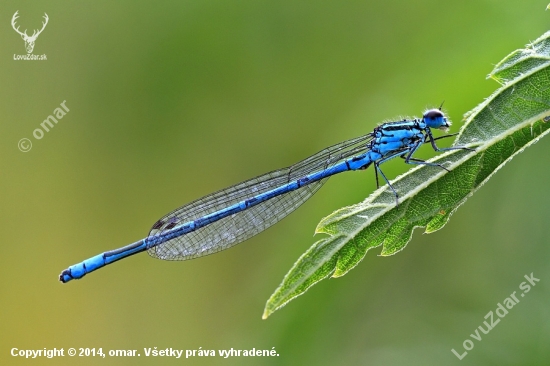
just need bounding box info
[423,108,451,131]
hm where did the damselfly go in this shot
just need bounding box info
[59,107,472,283]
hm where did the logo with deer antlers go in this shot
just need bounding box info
[11,11,49,54]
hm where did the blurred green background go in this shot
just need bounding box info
[1,1,549,365]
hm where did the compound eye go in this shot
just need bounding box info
[423,109,444,120]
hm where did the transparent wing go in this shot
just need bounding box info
[147,133,373,260]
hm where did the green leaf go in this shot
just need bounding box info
[263,30,550,319]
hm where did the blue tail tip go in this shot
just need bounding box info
[59,269,73,283]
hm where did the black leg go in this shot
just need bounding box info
[371,149,410,206]
[427,129,475,153]
[432,132,458,142]
[375,162,399,206]
[400,155,450,172]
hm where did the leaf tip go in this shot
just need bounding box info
[425,210,452,233]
